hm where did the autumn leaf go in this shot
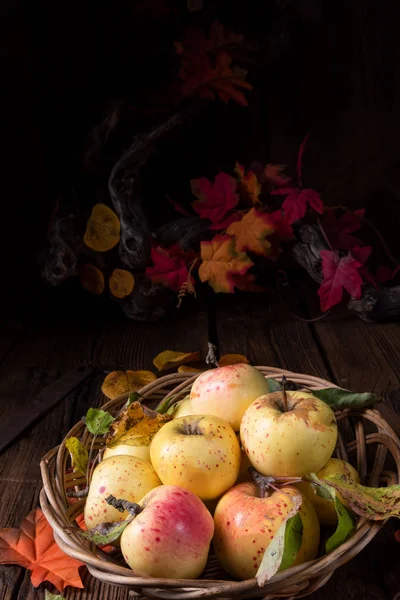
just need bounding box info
[322,209,364,250]
[177,364,204,373]
[45,592,66,600]
[235,162,261,205]
[109,269,135,299]
[199,235,253,293]
[106,401,172,449]
[264,164,291,187]
[0,508,84,590]
[318,250,363,312]
[272,187,324,225]
[227,208,275,256]
[146,247,191,292]
[84,203,120,252]
[218,354,249,366]
[65,437,88,476]
[79,264,105,295]
[153,350,200,371]
[101,370,157,400]
[191,173,239,226]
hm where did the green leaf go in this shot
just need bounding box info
[85,408,115,436]
[279,512,303,571]
[45,592,66,600]
[156,394,176,414]
[326,497,356,553]
[78,517,132,545]
[266,378,283,392]
[126,391,143,406]
[65,437,88,476]
[312,388,380,410]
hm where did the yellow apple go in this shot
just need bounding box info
[173,396,193,418]
[296,458,361,525]
[213,482,320,580]
[84,455,161,529]
[150,415,240,500]
[190,364,270,431]
[121,485,214,578]
[103,444,151,463]
[240,390,337,477]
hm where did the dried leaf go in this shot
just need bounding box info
[65,437,88,476]
[85,408,114,436]
[0,508,84,591]
[227,208,275,256]
[146,247,191,292]
[199,235,253,293]
[101,370,157,400]
[109,269,135,298]
[322,209,364,251]
[318,251,363,312]
[83,203,120,252]
[79,264,105,295]
[191,173,238,226]
[106,401,172,449]
[153,350,200,371]
[45,591,66,600]
[272,188,323,225]
[218,354,249,367]
[177,364,204,372]
[235,162,261,205]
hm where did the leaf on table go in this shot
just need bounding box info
[0,508,84,591]
[199,235,253,293]
[256,493,302,585]
[146,247,191,292]
[264,164,291,187]
[77,518,133,545]
[177,364,204,373]
[83,203,120,252]
[106,401,172,449]
[272,187,323,225]
[279,512,303,571]
[235,162,261,205]
[101,370,157,400]
[109,269,135,298]
[227,208,275,256]
[84,408,114,436]
[191,173,239,226]
[79,264,104,295]
[318,251,363,312]
[153,350,200,371]
[312,388,380,409]
[45,591,66,600]
[321,209,364,250]
[65,437,88,476]
[218,354,249,366]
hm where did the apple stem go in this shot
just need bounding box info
[106,495,143,516]
[249,467,276,498]
[281,375,288,412]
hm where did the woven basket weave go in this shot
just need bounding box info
[40,367,400,599]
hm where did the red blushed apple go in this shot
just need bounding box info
[213,482,320,580]
[120,485,214,579]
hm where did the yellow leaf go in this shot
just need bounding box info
[106,401,172,449]
[177,365,204,373]
[84,203,120,252]
[65,437,88,476]
[218,354,249,367]
[101,370,157,400]
[109,268,135,298]
[198,235,253,293]
[153,350,200,371]
[79,264,105,295]
[235,162,261,205]
[227,208,275,256]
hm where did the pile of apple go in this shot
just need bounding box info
[84,364,360,580]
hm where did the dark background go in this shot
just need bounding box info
[3,0,400,319]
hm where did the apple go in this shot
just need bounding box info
[103,444,151,463]
[84,455,161,529]
[296,458,361,525]
[121,485,214,578]
[240,390,338,477]
[150,415,241,500]
[190,364,270,431]
[213,481,320,580]
[173,395,193,418]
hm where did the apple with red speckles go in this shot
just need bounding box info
[240,390,338,477]
[213,482,320,580]
[84,455,161,529]
[189,364,270,431]
[121,485,214,578]
[150,415,240,500]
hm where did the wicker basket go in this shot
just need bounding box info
[40,367,400,599]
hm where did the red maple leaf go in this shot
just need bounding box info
[318,250,363,312]
[146,247,191,292]
[272,187,323,224]
[322,209,365,250]
[191,173,239,226]
[269,209,295,241]
[350,246,400,289]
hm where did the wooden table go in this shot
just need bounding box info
[1,287,400,600]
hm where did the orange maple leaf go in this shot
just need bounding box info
[227,208,275,256]
[264,164,291,187]
[0,508,84,591]
[235,163,261,205]
[198,235,253,293]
